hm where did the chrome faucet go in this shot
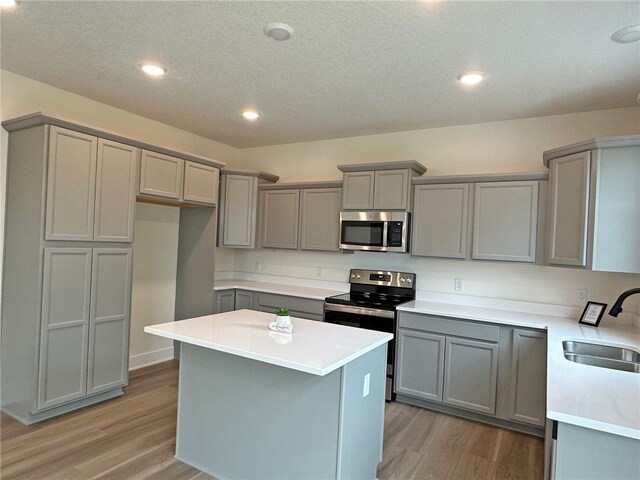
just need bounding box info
[609,288,640,317]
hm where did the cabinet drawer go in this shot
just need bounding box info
[398,312,500,343]
[256,293,324,320]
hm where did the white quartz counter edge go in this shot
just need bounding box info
[214,280,346,300]
[144,311,392,377]
[399,300,640,440]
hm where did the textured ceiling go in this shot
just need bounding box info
[2,1,639,148]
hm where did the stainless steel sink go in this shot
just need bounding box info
[562,341,640,373]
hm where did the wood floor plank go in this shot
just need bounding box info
[1,359,544,480]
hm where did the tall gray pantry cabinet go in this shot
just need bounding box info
[1,123,135,424]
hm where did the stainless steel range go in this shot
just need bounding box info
[323,269,416,401]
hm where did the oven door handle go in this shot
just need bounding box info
[324,303,395,319]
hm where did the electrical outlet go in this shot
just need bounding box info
[317,267,322,278]
[255,262,261,272]
[363,373,370,398]
[454,278,464,292]
[577,288,588,302]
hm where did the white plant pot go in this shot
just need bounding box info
[276,315,291,325]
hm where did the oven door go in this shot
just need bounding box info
[324,303,396,401]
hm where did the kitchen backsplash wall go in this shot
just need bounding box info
[216,248,640,315]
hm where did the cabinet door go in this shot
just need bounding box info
[87,249,133,395]
[260,190,300,249]
[216,291,236,313]
[45,126,97,241]
[139,150,183,200]
[183,161,219,205]
[235,290,255,310]
[509,329,546,426]
[395,329,445,402]
[443,337,498,414]
[221,175,257,248]
[94,140,138,242]
[412,184,469,258]
[38,248,92,410]
[373,169,410,210]
[472,181,539,262]
[342,171,375,210]
[300,188,341,251]
[547,152,591,266]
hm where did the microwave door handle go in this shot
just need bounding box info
[382,222,389,247]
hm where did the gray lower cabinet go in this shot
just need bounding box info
[255,292,324,321]
[395,330,445,401]
[509,329,546,426]
[215,291,236,313]
[300,188,341,251]
[443,337,498,414]
[235,290,255,310]
[38,247,132,411]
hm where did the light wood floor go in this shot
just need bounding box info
[1,360,544,479]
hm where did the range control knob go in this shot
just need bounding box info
[401,277,406,283]
[407,278,412,283]
[351,274,356,279]
[356,274,361,279]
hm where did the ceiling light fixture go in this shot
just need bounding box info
[242,110,260,121]
[264,23,294,41]
[458,71,485,85]
[0,0,17,7]
[611,25,640,44]
[141,64,167,77]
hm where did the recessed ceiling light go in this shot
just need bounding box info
[141,64,167,77]
[0,0,17,7]
[264,23,294,41]
[242,110,260,121]
[458,71,485,85]
[611,25,640,44]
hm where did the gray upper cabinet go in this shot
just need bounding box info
[342,171,375,210]
[45,126,98,241]
[545,138,640,273]
[93,139,138,242]
[300,188,342,251]
[45,127,138,243]
[472,181,539,262]
[339,161,427,211]
[87,249,132,395]
[38,248,92,410]
[412,184,469,258]
[509,329,546,427]
[139,150,183,200]
[443,337,498,415]
[373,169,411,210]
[395,329,445,402]
[218,171,279,249]
[547,152,591,266]
[260,189,300,249]
[183,161,218,206]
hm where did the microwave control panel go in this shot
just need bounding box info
[388,221,404,247]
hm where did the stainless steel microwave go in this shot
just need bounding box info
[339,211,410,253]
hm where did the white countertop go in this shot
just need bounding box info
[214,279,346,300]
[145,309,392,376]
[399,300,640,440]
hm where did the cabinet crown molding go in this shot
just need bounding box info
[542,134,640,166]
[412,172,548,185]
[221,168,279,183]
[2,112,226,169]
[337,160,427,175]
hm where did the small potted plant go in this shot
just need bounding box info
[275,307,291,325]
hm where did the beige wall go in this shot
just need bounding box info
[0,71,237,367]
[221,106,640,315]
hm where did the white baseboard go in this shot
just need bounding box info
[129,346,175,371]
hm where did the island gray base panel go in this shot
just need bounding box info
[395,394,545,437]
[176,343,386,480]
[555,422,640,480]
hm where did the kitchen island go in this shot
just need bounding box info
[144,309,392,480]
